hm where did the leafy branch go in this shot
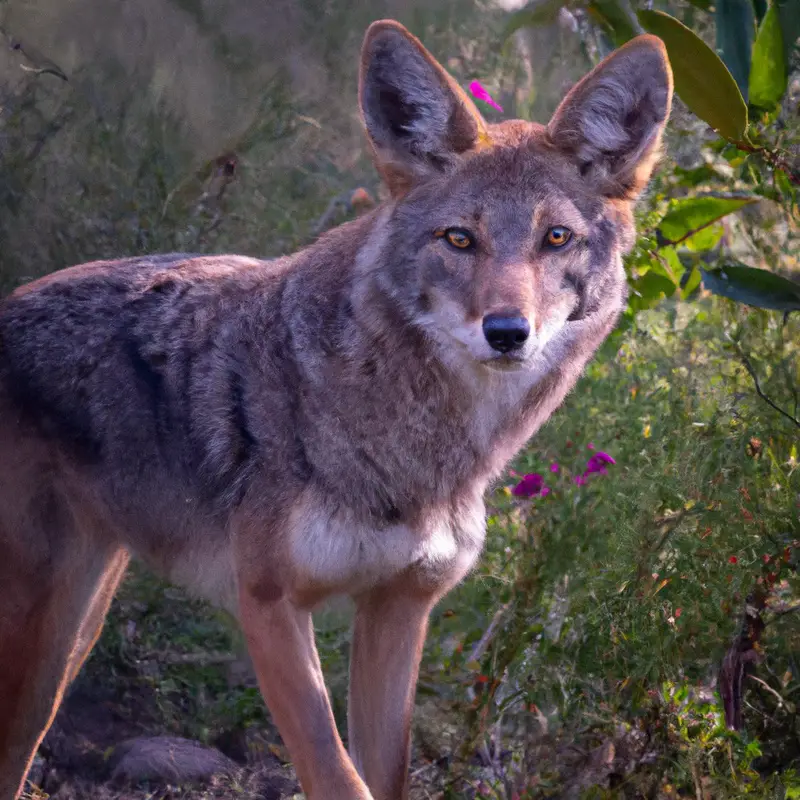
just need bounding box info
[734,140,800,187]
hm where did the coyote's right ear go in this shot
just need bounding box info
[359,20,490,196]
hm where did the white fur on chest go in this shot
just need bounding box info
[287,488,486,595]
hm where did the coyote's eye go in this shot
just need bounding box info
[436,228,474,250]
[545,226,572,248]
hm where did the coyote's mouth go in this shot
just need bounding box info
[482,352,529,371]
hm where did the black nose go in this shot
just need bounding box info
[482,313,530,353]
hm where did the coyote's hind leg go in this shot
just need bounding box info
[0,527,128,800]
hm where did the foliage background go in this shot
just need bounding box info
[1,0,798,797]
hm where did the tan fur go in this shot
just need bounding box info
[0,20,671,800]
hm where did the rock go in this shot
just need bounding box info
[110,736,236,784]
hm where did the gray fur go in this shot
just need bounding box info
[0,21,672,800]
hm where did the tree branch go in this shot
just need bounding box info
[734,140,800,187]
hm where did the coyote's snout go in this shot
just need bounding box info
[0,19,672,800]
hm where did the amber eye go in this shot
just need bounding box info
[545,226,572,248]
[437,227,474,250]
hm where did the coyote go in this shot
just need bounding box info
[0,19,671,800]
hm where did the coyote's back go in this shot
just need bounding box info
[0,18,672,800]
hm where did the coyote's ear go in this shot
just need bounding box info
[548,35,673,199]
[359,20,490,196]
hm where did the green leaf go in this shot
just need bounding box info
[684,221,724,251]
[659,247,684,284]
[774,168,797,207]
[504,0,564,37]
[637,10,748,141]
[786,782,800,800]
[700,262,800,310]
[673,162,724,187]
[628,270,677,312]
[716,0,756,101]
[656,195,757,244]
[587,0,643,45]
[681,266,703,299]
[749,4,787,109]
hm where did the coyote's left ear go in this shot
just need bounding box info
[359,20,490,196]
[548,35,673,199]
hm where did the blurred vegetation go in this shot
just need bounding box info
[3,0,798,798]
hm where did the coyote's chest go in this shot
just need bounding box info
[287,484,486,597]
[287,367,544,597]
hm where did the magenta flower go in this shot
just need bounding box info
[540,486,551,497]
[585,452,616,475]
[469,80,503,112]
[587,442,595,450]
[512,473,545,497]
[550,463,560,473]
[571,451,618,485]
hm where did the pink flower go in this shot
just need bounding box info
[587,442,595,450]
[550,463,560,473]
[512,473,545,497]
[468,80,503,112]
[540,487,551,497]
[574,475,587,486]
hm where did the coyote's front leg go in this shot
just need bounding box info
[238,585,371,800]
[348,580,440,800]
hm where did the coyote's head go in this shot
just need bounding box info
[357,21,672,370]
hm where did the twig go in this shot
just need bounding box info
[467,603,509,664]
[25,109,72,163]
[736,347,800,430]
[767,600,800,619]
[152,651,238,666]
[779,359,798,421]
[635,508,699,585]
[655,222,720,250]
[691,761,703,800]
[735,140,800,187]
[311,187,375,236]
[19,64,68,81]
[747,674,787,709]
[1,27,68,81]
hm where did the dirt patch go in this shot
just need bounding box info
[27,677,299,800]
